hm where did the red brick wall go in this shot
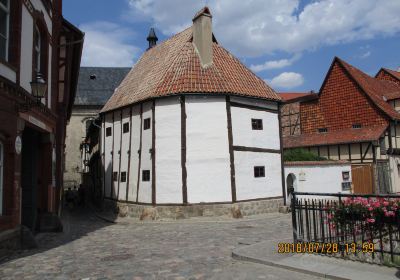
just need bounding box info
[300,62,389,134]
[376,70,400,86]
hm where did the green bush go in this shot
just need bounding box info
[283,148,327,161]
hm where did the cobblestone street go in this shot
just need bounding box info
[0,209,323,280]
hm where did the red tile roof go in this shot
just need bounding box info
[283,125,387,148]
[336,58,400,119]
[280,92,311,101]
[101,27,280,113]
[383,68,400,81]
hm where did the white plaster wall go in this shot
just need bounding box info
[137,102,153,203]
[230,96,278,111]
[235,151,282,201]
[155,97,182,203]
[112,111,122,199]
[20,6,33,93]
[127,105,141,202]
[231,106,280,150]
[389,155,400,193]
[284,164,352,199]
[118,108,131,201]
[0,63,16,82]
[186,96,231,203]
[104,113,113,198]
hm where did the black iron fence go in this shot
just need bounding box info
[291,192,400,266]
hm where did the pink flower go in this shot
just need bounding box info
[367,218,375,223]
[385,211,395,217]
[383,201,389,207]
[368,207,373,211]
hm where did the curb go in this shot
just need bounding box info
[232,250,349,280]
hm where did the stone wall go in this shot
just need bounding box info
[103,198,284,221]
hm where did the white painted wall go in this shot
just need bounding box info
[118,108,131,201]
[104,113,113,198]
[231,106,280,150]
[186,96,231,203]
[284,164,352,199]
[155,97,183,203]
[112,110,121,199]
[389,155,400,193]
[31,0,52,34]
[20,6,33,93]
[235,151,282,200]
[137,102,153,203]
[127,105,141,202]
[230,96,278,111]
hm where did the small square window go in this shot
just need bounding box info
[120,172,127,182]
[254,166,265,178]
[352,124,362,129]
[106,127,112,137]
[113,172,118,182]
[144,118,151,130]
[142,170,150,182]
[342,182,351,191]
[342,171,350,181]
[123,122,129,133]
[251,119,263,130]
[318,128,328,133]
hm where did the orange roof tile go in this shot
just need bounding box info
[101,27,280,113]
[279,92,315,102]
[283,125,387,148]
[383,68,400,81]
[336,58,400,119]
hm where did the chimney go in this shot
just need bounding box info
[192,7,213,67]
[147,28,158,50]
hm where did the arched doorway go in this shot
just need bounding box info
[286,173,297,204]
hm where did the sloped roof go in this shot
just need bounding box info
[75,67,130,106]
[280,92,316,102]
[334,58,400,120]
[382,68,400,81]
[283,125,387,148]
[101,27,280,113]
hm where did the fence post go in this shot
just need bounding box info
[291,192,298,242]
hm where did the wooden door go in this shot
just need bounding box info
[351,164,374,194]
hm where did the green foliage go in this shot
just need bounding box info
[283,148,327,161]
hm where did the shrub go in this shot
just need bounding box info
[284,148,327,162]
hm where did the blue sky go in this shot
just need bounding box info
[63,0,400,93]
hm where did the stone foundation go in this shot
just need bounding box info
[103,198,284,220]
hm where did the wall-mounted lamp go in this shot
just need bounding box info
[30,73,47,102]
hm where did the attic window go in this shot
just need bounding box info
[89,74,97,80]
[106,127,112,137]
[352,124,362,129]
[254,166,265,178]
[318,128,328,133]
[144,118,151,130]
[142,170,150,182]
[123,122,129,133]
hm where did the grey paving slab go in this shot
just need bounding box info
[0,208,323,280]
[232,239,400,280]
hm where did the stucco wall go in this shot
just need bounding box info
[284,163,352,199]
[64,108,99,187]
[104,112,113,197]
[127,105,141,202]
[20,6,34,93]
[389,155,400,193]
[137,102,153,203]
[117,108,131,201]
[185,96,231,203]
[155,97,182,204]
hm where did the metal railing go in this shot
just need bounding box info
[291,191,400,266]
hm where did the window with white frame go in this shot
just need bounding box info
[0,141,3,215]
[0,0,9,61]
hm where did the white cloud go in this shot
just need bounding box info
[360,51,371,59]
[269,72,304,89]
[80,21,140,67]
[250,54,301,72]
[127,0,400,57]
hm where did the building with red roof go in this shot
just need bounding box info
[282,57,400,194]
[99,7,285,215]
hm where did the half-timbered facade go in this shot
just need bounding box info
[283,57,400,194]
[0,0,83,233]
[100,8,284,208]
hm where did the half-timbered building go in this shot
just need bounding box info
[100,7,284,214]
[0,0,83,236]
[283,57,400,194]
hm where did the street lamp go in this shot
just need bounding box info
[30,73,47,103]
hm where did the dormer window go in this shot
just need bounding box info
[318,128,328,133]
[352,124,362,129]
[0,0,9,61]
